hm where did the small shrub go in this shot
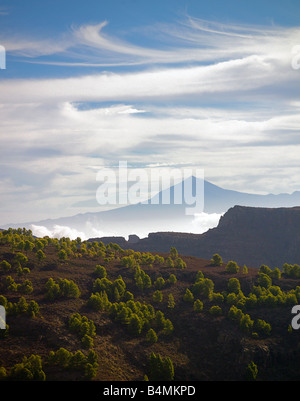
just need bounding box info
[183,288,194,303]
[245,361,258,381]
[225,261,239,274]
[210,253,222,266]
[209,305,222,316]
[146,328,158,343]
[193,299,203,312]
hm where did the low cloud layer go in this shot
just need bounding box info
[31,224,87,240]
[30,212,222,240]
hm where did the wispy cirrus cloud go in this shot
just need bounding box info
[0,53,297,105]
[1,17,299,112]
[1,16,300,67]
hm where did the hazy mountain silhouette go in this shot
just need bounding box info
[4,176,300,239]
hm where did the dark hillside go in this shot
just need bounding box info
[1,228,300,381]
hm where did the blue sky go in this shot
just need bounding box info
[2,0,300,78]
[1,0,300,232]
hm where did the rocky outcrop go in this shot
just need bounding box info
[90,205,300,268]
[199,205,300,267]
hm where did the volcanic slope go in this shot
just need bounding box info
[1,228,300,381]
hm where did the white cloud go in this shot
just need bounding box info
[0,54,295,105]
[2,17,299,68]
[191,213,223,234]
[29,211,222,241]
[31,224,87,240]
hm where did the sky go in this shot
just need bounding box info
[1,0,300,233]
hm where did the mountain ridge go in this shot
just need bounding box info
[89,205,300,268]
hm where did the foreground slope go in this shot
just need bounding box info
[1,228,300,381]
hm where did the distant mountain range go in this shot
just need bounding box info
[4,176,300,240]
[91,205,300,268]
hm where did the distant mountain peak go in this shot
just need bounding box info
[3,178,300,241]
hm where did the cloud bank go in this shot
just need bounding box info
[30,212,222,241]
[31,224,87,240]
